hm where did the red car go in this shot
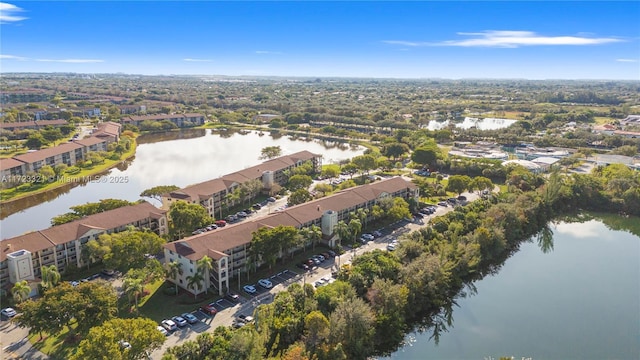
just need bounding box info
[199,303,217,316]
[215,220,226,227]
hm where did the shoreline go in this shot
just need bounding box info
[0,137,138,207]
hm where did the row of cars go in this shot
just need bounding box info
[243,278,273,294]
[296,250,337,270]
[157,312,200,335]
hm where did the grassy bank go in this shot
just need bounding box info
[0,137,137,203]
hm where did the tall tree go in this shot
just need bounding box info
[40,264,61,290]
[186,272,205,300]
[260,145,282,160]
[348,218,362,245]
[329,297,376,359]
[169,200,213,239]
[71,317,166,360]
[11,280,31,303]
[446,175,472,195]
[123,277,145,313]
[165,261,183,295]
[196,255,213,294]
[334,220,351,249]
[140,185,180,201]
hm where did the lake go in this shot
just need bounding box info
[1,129,364,239]
[385,217,640,360]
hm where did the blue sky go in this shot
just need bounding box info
[1,1,639,79]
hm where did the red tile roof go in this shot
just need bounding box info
[13,142,83,163]
[164,177,416,260]
[0,158,26,170]
[1,202,167,260]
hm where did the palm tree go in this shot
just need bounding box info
[306,224,323,251]
[186,272,204,300]
[196,256,213,294]
[12,280,31,303]
[123,277,144,313]
[356,208,369,230]
[165,261,183,295]
[40,265,61,290]
[334,220,351,249]
[348,218,362,245]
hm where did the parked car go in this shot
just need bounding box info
[372,230,383,238]
[258,279,273,289]
[327,250,337,257]
[172,316,188,327]
[314,280,326,288]
[243,284,257,294]
[238,314,254,323]
[252,203,262,210]
[236,211,248,218]
[457,195,467,201]
[199,303,218,316]
[361,233,374,241]
[161,319,178,332]
[101,269,115,276]
[192,229,204,235]
[1,307,17,318]
[118,340,132,349]
[225,292,240,302]
[215,220,226,227]
[313,254,326,262]
[296,262,310,271]
[321,252,332,259]
[267,197,277,202]
[437,201,448,207]
[181,312,199,324]
[413,213,424,219]
[305,259,317,266]
[232,320,246,328]
[387,243,397,251]
[157,326,169,336]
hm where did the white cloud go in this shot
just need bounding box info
[384,30,624,48]
[0,54,28,60]
[36,58,104,63]
[255,50,282,55]
[183,58,212,62]
[0,2,27,23]
[616,58,638,63]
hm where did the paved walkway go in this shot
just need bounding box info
[1,321,48,360]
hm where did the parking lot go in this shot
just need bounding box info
[241,269,300,298]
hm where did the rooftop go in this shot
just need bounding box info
[164,177,416,261]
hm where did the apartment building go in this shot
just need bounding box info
[121,113,205,128]
[0,202,168,290]
[163,177,418,296]
[162,151,322,218]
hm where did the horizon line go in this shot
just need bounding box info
[2,71,639,82]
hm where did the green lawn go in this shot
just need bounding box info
[1,139,137,202]
[28,325,79,360]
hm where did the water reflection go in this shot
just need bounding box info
[536,224,554,253]
[1,129,364,238]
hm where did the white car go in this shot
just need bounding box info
[161,319,178,332]
[157,325,169,336]
[257,279,273,289]
[387,243,396,251]
[243,284,257,294]
[361,233,375,241]
[1,307,17,318]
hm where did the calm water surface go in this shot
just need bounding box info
[386,219,640,360]
[1,129,363,238]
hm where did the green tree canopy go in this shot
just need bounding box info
[260,145,283,160]
[71,317,166,360]
[140,185,180,201]
[169,200,213,239]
